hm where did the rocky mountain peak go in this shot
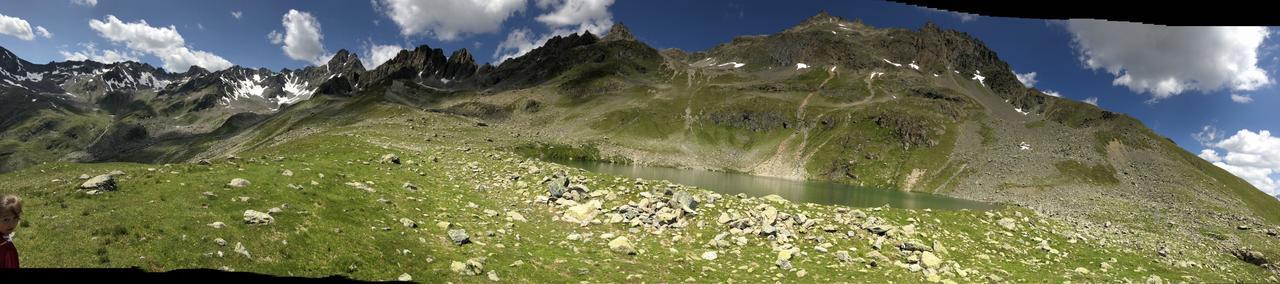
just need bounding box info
[802,11,843,25]
[443,48,478,79]
[326,49,364,73]
[602,22,636,42]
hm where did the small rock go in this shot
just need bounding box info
[487,270,500,281]
[835,251,852,263]
[228,178,251,188]
[450,258,485,276]
[996,218,1016,230]
[397,273,411,281]
[400,218,417,228]
[267,207,283,215]
[609,236,636,255]
[381,154,401,164]
[214,238,227,246]
[281,170,293,177]
[448,229,470,245]
[243,210,273,225]
[208,222,226,229]
[233,242,251,259]
[507,211,527,222]
[402,182,418,191]
[702,251,718,260]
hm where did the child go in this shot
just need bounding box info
[0,194,20,269]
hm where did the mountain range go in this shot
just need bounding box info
[2,12,1278,279]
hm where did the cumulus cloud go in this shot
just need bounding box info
[0,13,35,40]
[72,0,97,7]
[88,15,233,71]
[1015,71,1037,87]
[374,0,527,41]
[231,11,243,20]
[1082,97,1098,106]
[1230,93,1254,103]
[59,42,140,63]
[361,42,405,69]
[1200,129,1280,195]
[1065,20,1270,100]
[493,0,614,62]
[273,10,329,66]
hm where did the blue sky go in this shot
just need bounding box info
[1,0,1278,195]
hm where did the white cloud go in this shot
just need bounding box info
[231,11,243,20]
[374,0,527,41]
[1065,20,1270,99]
[493,0,614,62]
[362,42,404,69]
[534,0,612,28]
[493,28,538,63]
[88,15,233,71]
[1199,149,1222,162]
[267,30,283,44]
[274,10,330,66]
[1042,90,1062,97]
[0,13,35,41]
[35,26,52,38]
[72,0,97,7]
[1230,93,1254,103]
[59,42,139,63]
[1201,129,1280,195]
[917,6,979,23]
[1014,71,1037,87]
[1082,97,1098,106]
[1193,125,1225,147]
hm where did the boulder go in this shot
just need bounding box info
[79,175,117,191]
[563,200,602,224]
[547,177,569,199]
[920,251,942,268]
[671,191,698,214]
[609,236,636,255]
[243,210,273,224]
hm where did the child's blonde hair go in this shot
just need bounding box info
[0,195,20,218]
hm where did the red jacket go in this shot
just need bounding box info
[0,237,17,269]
